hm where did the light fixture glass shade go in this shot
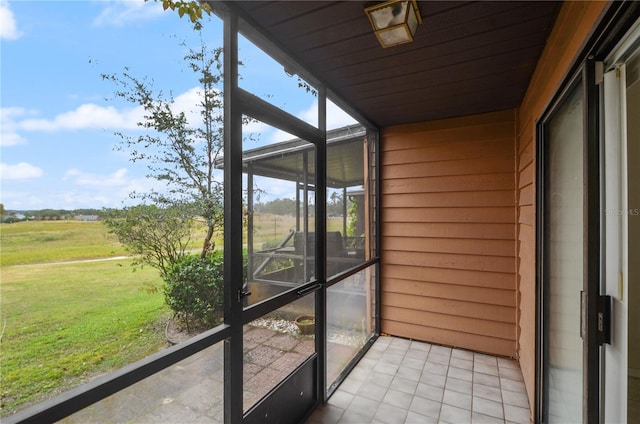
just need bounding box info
[365,0,422,48]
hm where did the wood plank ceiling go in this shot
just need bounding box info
[227,1,561,128]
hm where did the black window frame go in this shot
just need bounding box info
[4,2,382,423]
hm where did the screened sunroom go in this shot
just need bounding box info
[8,2,640,424]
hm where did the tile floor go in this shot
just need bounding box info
[308,336,531,424]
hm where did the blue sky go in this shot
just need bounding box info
[1,0,355,211]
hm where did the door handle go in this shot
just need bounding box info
[580,291,586,340]
[296,283,322,297]
[579,291,612,345]
[237,288,252,302]
[597,295,611,345]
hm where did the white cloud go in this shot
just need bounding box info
[4,189,125,210]
[297,99,358,129]
[268,127,297,144]
[62,166,154,193]
[0,2,22,40]
[13,86,209,134]
[60,167,158,206]
[1,107,34,146]
[327,100,359,129]
[19,103,143,132]
[0,131,27,147]
[0,190,47,210]
[0,167,158,210]
[1,106,31,121]
[254,175,297,201]
[64,167,131,187]
[172,86,218,128]
[243,120,273,139]
[93,0,165,27]
[269,99,358,143]
[0,162,44,180]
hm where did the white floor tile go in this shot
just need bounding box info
[472,396,504,420]
[452,349,474,361]
[408,395,441,419]
[473,383,502,403]
[501,389,529,408]
[405,411,438,424]
[430,345,452,357]
[445,376,472,395]
[309,337,530,424]
[440,403,471,424]
[474,362,499,376]
[373,403,408,423]
[382,388,413,409]
[443,389,472,410]
[503,404,530,423]
[327,390,354,409]
[415,382,444,402]
[390,376,419,394]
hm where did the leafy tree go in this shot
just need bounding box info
[0,203,5,222]
[148,0,210,24]
[346,200,358,237]
[102,205,193,279]
[327,192,344,216]
[102,26,225,260]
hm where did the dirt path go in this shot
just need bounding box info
[8,256,130,267]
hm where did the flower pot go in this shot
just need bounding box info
[295,315,315,335]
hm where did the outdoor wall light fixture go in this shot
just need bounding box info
[365,0,422,48]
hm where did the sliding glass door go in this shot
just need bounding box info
[541,82,585,423]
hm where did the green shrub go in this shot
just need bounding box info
[164,251,224,330]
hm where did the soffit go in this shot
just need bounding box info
[237,125,366,188]
[228,1,561,128]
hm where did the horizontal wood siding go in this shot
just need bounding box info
[515,0,608,414]
[381,110,517,358]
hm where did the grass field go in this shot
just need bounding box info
[0,220,129,267]
[0,221,170,416]
[251,213,345,249]
[0,215,345,416]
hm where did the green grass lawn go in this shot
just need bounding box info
[0,221,128,267]
[0,221,170,416]
[1,260,169,415]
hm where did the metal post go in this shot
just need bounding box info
[247,163,254,282]
[222,7,243,424]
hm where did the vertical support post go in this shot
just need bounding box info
[362,136,370,261]
[223,8,243,424]
[342,187,347,237]
[534,118,547,424]
[373,129,381,337]
[303,151,309,282]
[316,86,327,403]
[362,134,372,333]
[583,57,602,424]
[296,178,301,232]
[247,163,254,282]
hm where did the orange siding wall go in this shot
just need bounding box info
[380,110,518,358]
[516,0,608,412]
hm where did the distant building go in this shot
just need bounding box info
[75,215,99,222]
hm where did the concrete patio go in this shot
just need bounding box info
[60,334,529,424]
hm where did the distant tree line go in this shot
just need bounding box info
[254,198,297,215]
[254,194,345,216]
[1,208,104,222]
